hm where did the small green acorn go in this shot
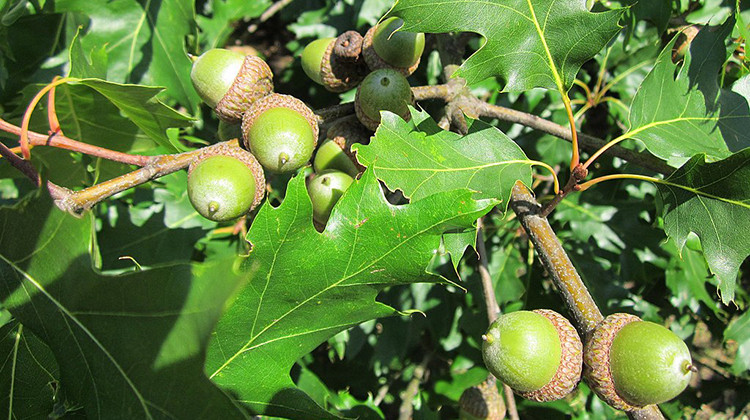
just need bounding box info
[584,313,694,411]
[241,93,319,173]
[363,16,425,76]
[307,169,354,224]
[190,48,273,123]
[458,379,506,420]
[187,143,266,222]
[482,309,583,402]
[313,118,369,177]
[354,68,414,131]
[301,31,367,92]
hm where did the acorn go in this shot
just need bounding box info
[458,379,507,420]
[482,309,583,402]
[584,313,694,411]
[307,169,354,225]
[241,93,319,173]
[354,68,414,131]
[190,48,274,123]
[362,16,425,76]
[301,31,368,92]
[313,118,369,177]
[187,143,266,222]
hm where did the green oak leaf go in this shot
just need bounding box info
[0,193,248,419]
[354,110,533,206]
[205,170,497,419]
[724,310,750,375]
[55,0,200,112]
[48,79,193,153]
[656,149,750,304]
[389,0,623,91]
[0,320,66,418]
[197,0,271,49]
[625,22,750,166]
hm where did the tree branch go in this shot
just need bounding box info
[509,181,664,420]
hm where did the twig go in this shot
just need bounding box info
[53,140,239,216]
[0,141,70,202]
[509,181,665,420]
[475,217,520,420]
[0,118,153,166]
[247,0,294,34]
[398,354,431,420]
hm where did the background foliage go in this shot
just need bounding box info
[0,0,749,419]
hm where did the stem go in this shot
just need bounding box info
[510,182,665,420]
[47,76,63,135]
[0,118,153,166]
[561,94,580,171]
[397,354,431,420]
[582,132,629,170]
[577,173,660,192]
[0,140,71,203]
[20,77,74,159]
[475,217,520,420]
[247,0,293,34]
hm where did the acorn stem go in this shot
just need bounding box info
[509,181,665,420]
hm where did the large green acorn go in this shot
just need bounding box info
[362,16,425,76]
[482,309,583,402]
[190,48,273,123]
[354,68,414,131]
[241,93,319,173]
[458,379,506,420]
[301,31,367,92]
[584,313,694,411]
[187,143,266,222]
[307,169,354,225]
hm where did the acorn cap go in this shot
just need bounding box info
[320,31,368,92]
[458,379,506,420]
[189,142,266,211]
[362,24,420,76]
[517,309,583,402]
[216,55,274,124]
[241,93,319,148]
[583,313,642,411]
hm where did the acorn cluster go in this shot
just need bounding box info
[480,310,693,412]
[185,16,426,224]
[301,16,422,130]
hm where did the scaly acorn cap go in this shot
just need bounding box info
[362,21,421,76]
[241,93,319,149]
[517,309,583,402]
[188,142,266,212]
[583,313,641,412]
[320,31,368,92]
[215,55,274,124]
[458,379,506,420]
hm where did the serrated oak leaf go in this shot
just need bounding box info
[390,0,623,92]
[205,169,497,419]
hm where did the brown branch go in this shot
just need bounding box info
[509,181,664,420]
[475,217,520,420]
[0,118,153,166]
[247,0,293,34]
[398,354,431,420]
[0,140,71,203]
[53,140,239,216]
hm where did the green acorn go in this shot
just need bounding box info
[354,68,414,131]
[362,17,425,76]
[584,313,694,411]
[482,310,583,402]
[313,118,369,177]
[241,93,319,173]
[307,169,354,224]
[301,31,367,92]
[187,143,266,222]
[190,48,274,123]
